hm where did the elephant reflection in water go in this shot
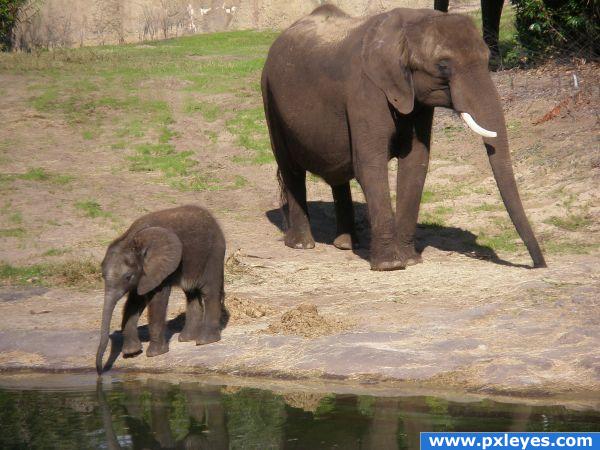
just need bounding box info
[98,383,535,450]
[97,380,229,450]
[283,396,534,450]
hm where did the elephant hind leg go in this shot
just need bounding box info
[332,182,357,250]
[179,289,202,342]
[196,252,225,346]
[263,83,314,250]
[279,165,315,249]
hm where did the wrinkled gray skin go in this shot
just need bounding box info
[96,205,225,375]
[261,5,546,271]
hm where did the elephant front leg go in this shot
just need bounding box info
[354,145,403,271]
[395,107,433,266]
[332,182,357,250]
[146,284,171,357]
[179,290,202,342]
[121,292,146,358]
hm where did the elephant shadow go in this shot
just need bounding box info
[266,201,528,268]
[104,308,231,372]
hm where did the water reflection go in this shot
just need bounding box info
[1,379,599,450]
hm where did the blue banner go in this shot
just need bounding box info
[421,433,600,450]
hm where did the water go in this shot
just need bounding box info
[0,376,598,450]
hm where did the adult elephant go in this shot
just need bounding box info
[261,5,546,271]
[434,0,504,62]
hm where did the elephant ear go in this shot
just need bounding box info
[134,227,182,296]
[361,14,414,115]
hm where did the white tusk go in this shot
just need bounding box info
[460,112,497,138]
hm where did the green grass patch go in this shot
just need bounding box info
[441,124,463,140]
[544,214,591,232]
[0,228,25,238]
[8,212,22,224]
[420,215,447,227]
[233,175,248,188]
[18,167,73,185]
[43,248,71,257]
[116,120,145,138]
[227,107,273,164]
[204,130,218,144]
[0,263,46,285]
[82,130,96,140]
[419,205,453,227]
[476,229,520,253]
[421,190,437,203]
[184,99,222,122]
[129,143,195,177]
[0,259,101,288]
[307,173,322,183]
[74,200,111,219]
[472,202,503,212]
[158,126,179,143]
[129,142,223,191]
[543,241,598,255]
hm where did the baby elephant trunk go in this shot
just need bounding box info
[96,290,120,375]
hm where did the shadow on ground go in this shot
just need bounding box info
[266,201,528,268]
[103,307,231,372]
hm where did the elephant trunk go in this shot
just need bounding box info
[451,69,547,268]
[96,290,120,375]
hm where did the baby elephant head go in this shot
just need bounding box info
[95,227,182,375]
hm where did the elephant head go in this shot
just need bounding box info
[362,11,546,268]
[95,226,182,375]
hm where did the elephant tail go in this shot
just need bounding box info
[276,167,289,231]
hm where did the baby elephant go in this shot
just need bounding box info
[95,205,225,374]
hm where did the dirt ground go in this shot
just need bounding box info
[0,39,599,399]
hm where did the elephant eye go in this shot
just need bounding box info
[436,60,451,78]
[125,273,134,281]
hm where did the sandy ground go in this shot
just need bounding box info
[0,48,599,399]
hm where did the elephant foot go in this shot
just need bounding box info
[370,260,405,271]
[178,328,199,342]
[196,328,221,346]
[284,229,315,249]
[122,341,143,358]
[146,341,169,357]
[333,233,356,250]
[370,241,404,271]
[398,247,423,266]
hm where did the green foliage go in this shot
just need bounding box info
[469,5,521,67]
[0,0,26,51]
[511,0,599,60]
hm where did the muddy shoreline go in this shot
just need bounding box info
[1,370,599,412]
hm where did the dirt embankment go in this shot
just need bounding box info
[13,0,435,49]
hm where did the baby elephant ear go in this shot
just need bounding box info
[134,227,183,296]
[361,15,414,115]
